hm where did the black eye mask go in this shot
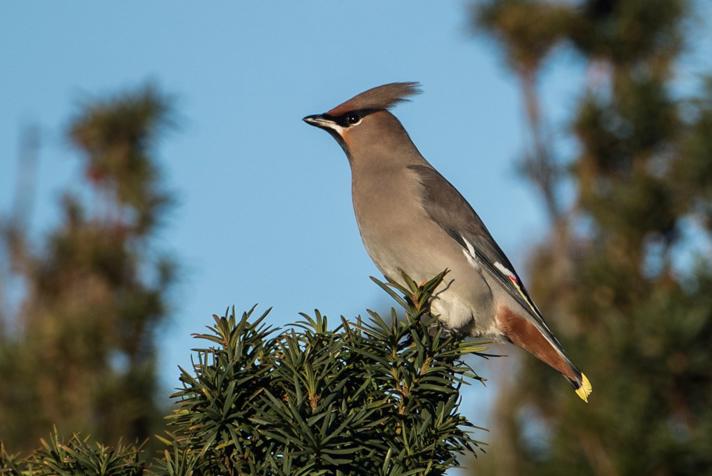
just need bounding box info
[326,109,379,128]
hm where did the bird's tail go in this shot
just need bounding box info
[575,373,593,402]
[496,306,592,402]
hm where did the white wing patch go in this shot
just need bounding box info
[461,236,480,270]
[494,261,518,282]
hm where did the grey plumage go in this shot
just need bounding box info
[304,82,592,401]
[408,164,559,344]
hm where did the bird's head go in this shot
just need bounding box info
[303,82,421,160]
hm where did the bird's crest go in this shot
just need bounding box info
[327,82,421,116]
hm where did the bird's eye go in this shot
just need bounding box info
[345,113,360,125]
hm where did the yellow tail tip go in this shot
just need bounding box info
[575,373,592,403]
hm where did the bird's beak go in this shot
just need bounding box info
[303,114,336,130]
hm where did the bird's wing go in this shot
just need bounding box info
[408,164,557,338]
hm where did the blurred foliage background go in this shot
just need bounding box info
[0,86,176,450]
[470,0,712,475]
[0,1,711,474]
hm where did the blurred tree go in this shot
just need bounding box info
[471,0,712,475]
[0,85,176,451]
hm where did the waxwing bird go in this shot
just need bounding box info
[303,82,592,402]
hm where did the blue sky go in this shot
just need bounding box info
[0,1,546,375]
[3,3,711,461]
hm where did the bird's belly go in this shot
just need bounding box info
[358,214,496,336]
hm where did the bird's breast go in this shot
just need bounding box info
[349,166,495,333]
[351,166,433,277]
